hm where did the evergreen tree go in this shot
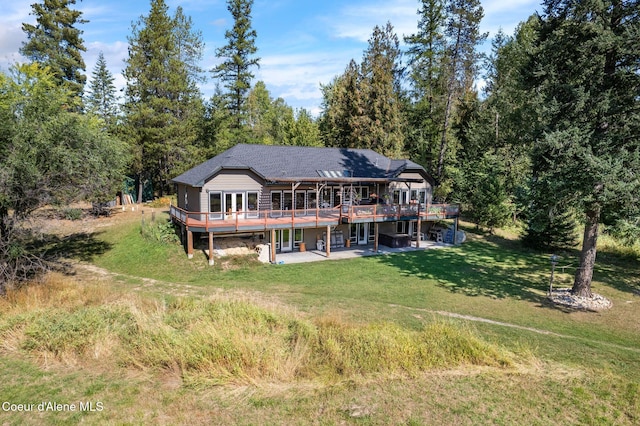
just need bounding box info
[320,23,405,158]
[291,109,322,147]
[404,0,448,171]
[201,85,233,157]
[123,0,205,199]
[457,21,537,226]
[213,0,260,137]
[85,52,119,129]
[20,0,87,101]
[319,60,367,149]
[437,0,487,181]
[361,22,406,158]
[528,0,640,297]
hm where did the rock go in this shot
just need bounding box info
[547,288,612,311]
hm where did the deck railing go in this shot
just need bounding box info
[346,203,459,221]
[170,203,459,232]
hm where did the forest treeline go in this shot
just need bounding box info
[1,0,639,295]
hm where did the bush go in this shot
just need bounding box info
[140,219,180,244]
[61,207,83,221]
[147,196,174,208]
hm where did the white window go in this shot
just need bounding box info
[209,192,222,219]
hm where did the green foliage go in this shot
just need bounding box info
[213,0,260,132]
[608,218,640,248]
[245,81,322,146]
[462,155,514,232]
[0,64,130,216]
[522,201,579,251]
[85,52,119,129]
[122,0,205,196]
[61,208,83,221]
[320,23,405,158]
[140,219,180,245]
[20,0,87,101]
[0,64,129,289]
[525,0,640,292]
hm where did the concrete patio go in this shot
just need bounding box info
[274,240,452,264]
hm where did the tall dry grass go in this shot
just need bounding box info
[0,273,514,385]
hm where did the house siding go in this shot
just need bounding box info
[200,170,263,213]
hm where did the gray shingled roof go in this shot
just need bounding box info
[172,144,429,187]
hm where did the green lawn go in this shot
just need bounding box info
[1,211,639,425]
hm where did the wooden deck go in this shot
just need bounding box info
[170,203,459,233]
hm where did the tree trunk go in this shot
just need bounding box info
[436,89,454,181]
[572,206,600,297]
[137,174,143,205]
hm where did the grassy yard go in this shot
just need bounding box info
[1,209,639,424]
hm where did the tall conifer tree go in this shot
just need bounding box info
[213,0,260,137]
[528,0,640,296]
[21,0,87,102]
[85,52,119,129]
[123,0,204,199]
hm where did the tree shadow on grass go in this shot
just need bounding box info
[372,235,553,304]
[375,227,640,308]
[40,232,112,265]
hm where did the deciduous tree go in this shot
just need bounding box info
[0,64,129,289]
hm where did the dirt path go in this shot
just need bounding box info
[390,304,640,354]
[73,261,640,355]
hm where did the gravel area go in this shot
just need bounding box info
[548,288,612,311]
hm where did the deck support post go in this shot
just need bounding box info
[326,225,331,258]
[187,229,194,259]
[416,203,422,248]
[270,229,276,263]
[208,232,214,266]
[374,222,379,252]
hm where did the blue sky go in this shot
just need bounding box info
[0,0,541,115]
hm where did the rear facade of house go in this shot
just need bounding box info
[170,144,459,259]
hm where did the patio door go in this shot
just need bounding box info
[275,228,293,252]
[350,223,369,245]
[224,192,244,219]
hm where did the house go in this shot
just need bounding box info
[170,144,460,264]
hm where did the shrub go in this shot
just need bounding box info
[61,207,83,221]
[140,219,180,244]
[147,196,175,208]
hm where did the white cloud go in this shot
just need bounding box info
[328,0,419,43]
[0,1,32,71]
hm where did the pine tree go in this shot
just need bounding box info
[213,0,260,136]
[85,52,119,129]
[123,0,205,199]
[320,24,405,158]
[528,0,640,297]
[437,0,487,181]
[20,0,87,101]
[404,0,448,171]
[361,22,406,158]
